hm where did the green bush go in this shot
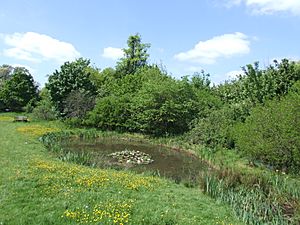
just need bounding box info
[187,106,237,148]
[87,67,205,136]
[86,94,132,131]
[32,98,58,121]
[216,59,300,108]
[129,76,199,136]
[233,81,300,172]
[32,89,58,120]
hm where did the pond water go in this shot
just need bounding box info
[61,137,208,184]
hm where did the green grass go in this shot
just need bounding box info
[0,114,242,225]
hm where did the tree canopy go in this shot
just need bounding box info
[0,67,38,111]
[46,58,97,115]
[116,34,150,76]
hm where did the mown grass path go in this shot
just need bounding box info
[0,116,243,225]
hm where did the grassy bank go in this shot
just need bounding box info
[152,137,300,224]
[0,114,242,225]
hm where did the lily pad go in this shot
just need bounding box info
[108,149,154,165]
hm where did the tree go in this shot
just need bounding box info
[116,34,150,76]
[241,62,266,105]
[266,59,300,97]
[46,58,97,115]
[218,59,300,107]
[0,67,39,111]
[0,64,14,86]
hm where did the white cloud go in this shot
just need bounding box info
[2,32,80,63]
[4,48,40,63]
[174,32,250,64]
[102,47,124,60]
[227,0,300,15]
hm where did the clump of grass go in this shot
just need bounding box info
[39,131,93,166]
[201,168,300,225]
[59,151,94,166]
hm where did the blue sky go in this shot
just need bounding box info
[0,0,300,86]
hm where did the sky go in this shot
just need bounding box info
[0,0,300,86]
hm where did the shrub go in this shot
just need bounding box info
[187,106,236,148]
[32,88,58,120]
[129,77,199,136]
[87,67,203,136]
[86,94,132,131]
[63,90,95,119]
[32,99,58,121]
[233,81,300,172]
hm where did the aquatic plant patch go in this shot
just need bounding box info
[108,149,154,165]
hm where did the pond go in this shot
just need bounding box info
[61,137,208,184]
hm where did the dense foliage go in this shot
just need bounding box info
[46,58,97,115]
[128,73,199,135]
[233,81,300,172]
[0,66,38,111]
[189,59,300,150]
[87,66,214,136]
[217,59,300,106]
[116,33,150,76]
[32,88,58,120]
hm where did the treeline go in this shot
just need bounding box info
[1,34,299,172]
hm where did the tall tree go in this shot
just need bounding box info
[46,58,97,115]
[0,67,38,111]
[116,34,150,76]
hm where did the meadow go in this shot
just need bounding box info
[0,114,242,225]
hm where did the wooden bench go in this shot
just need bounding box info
[14,116,29,122]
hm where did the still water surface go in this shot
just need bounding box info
[61,137,207,183]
